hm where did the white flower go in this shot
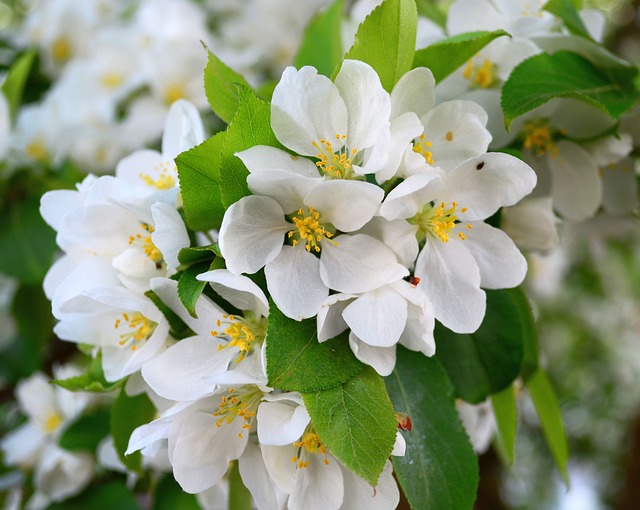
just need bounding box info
[381,153,536,333]
[457,400,496,454]
[501,197,560,252]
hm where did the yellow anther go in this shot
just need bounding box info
[43,413,62,434]
[140,161,177,190]
[313,135,355,179]
[463,58,497,89]
[523,120,559,157]
[410,201,466,243]
[114,312,156,350]
[288,207,336,253]
[25,139,48,162]
[413,134,434,165]
[51,37,72,62]
[445,131,454,141]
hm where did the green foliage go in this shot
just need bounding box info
[220,86,283,207]
[435,289,524,404]
[265,300,364,392]
[491,385,517,465]
[0,195,57,284]
[152,475,200,510]
[110,388,157,474]
[177,258,224,318]
[508,286,539,381]
[502,51,640,127]
[386,348,479,510]
[413,30,510,83]
[1,49,35,119]
[47,480,141,510]
[144,289,194,339]
[295,0,344,77]
[203,50,252,123]
[341,0,417,91]
[52,353,125,393]
[58,409,111,452]
[543,0,591,39]
[176,132,226,232]
[527,369,570,485]
[302,366,397,486]
[229,461,253,510]
[177,244,221,266]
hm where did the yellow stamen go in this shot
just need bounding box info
[312,134,356,179]
[288,207,336,253]
[114,312,157,350]
[413,134,434,165]
[523,120,559,157]
[43,412,62,434]
[409,201,467,243]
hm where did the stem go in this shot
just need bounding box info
[228,460,252,510]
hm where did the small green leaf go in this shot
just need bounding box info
[265,300,364,392]
[178,243,221,266]
[435,289,524,404]
[0,195,57,284]
[527,369,570,485]
[491,385,517,465]
[144,289,194,339]
[58,409,111,452]
[413,30,510,83]
[295,0,344,77]
[152,475,200,510]
[385,348,479,510]
[52,352,125,393]
[203,49,252,123]
[1,50,36,119]
[502,51,640,127]
[220,86,283,207]
[341,0,417,91]
[47,480,141,510]
[176,132,226,232]
[507,287,539,381]
[302,366,396,485]
[178,258,224,318]
[543,0,592,39]
[110,388,157,474]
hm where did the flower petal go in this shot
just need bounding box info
[238,442,283,510]
[339,460,399,510]
[247,169,321,214]
[197,269,269,317]
[317,293,354,342]
[151,202,190,270]
[257,399,311,446]
[390,67,435,120]
[162,99,205,159]
[236,145,321,178]
[290,454,344,510]
[348,333,397,377]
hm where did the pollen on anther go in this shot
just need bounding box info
[445,131,454,141]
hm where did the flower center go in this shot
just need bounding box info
[139,160,177,190]
[129,223,163,263]
[409,201,471,243]
[164,84,185,105]
[101,72,124,89]
[522,120,559,157]
[213,386,263,439]
[463,58,497,89]
[114,312,157,351]
[287,207,335,253]
[210,312,268,363]
[313,134,358,179]
[51,36,72,62]
[25,139,48,162]
[43,412,62,434]
[291,431,330,469]
[413,134,434,165]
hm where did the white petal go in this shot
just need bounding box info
[390,67,435,120]
[247,169,321,214]
[238,442,282,510]
[1,423,46,466]
[349,333,397,377]
[162,99,205,159]
[462,222,527,289]
[602,158,638,216]
[415,240,485,334]
[115,150,165,187]
[236,145,321,178]
[379,173,442,221]
[151,202,190,270]
[257,400,311,446]
[447,0,503,33]
[375,112,424,183]
[395,283,436,358]
[339,460,399,510]
[392,432,406,457]
[39,190,85,231]
[317,293,354,342]
[305,180,384,232]
[500,197,560,252]
[343,287,407,347]
[271,66,347,156]
[441,152,537,221]
[320,234,408,294]
[16,374,57,421]
[126,418,172,455]
[265,244,329,321]
[549,141,602,221]
[197,269,269,317]
[141,336,234,401]
[261,444,297,494]
[334,59,391,151]
[290,454,344,510]
[359,217,419,268]
[218,196,290,275]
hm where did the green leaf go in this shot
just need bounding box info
[295,0,344,77]
[265,300,364,392]
[220,86,283,207]
[502,51,640,127]
[341,0,417,91]
[415,0,446,28]
[229,460,252,510]
[176,132,226,232]
[58,409,111,452]
[527,369,570,485]
[1,50,36,119]
[507,287,538,381]
[47,480,141,510]
[144,289,194,339]
[0,195,57,284]
[302,366,396,485]
[543,0,592,39]
[385,348,479,510]
[178,258,224,318]
[203,49,252,123]
[491,385,517,465]
[413,30,510,83]
[152,475,200,510]
[110,388,157,474]
[435,289,524,404]
[52,352,125,393]
[178,243,221,266]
